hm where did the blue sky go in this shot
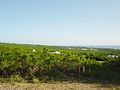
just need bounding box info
[0,0,120,46]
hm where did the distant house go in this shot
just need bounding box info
[81,48,88,51]
[107,55,118,58]
[51,51,61,54]
[68,48,72,50]
[32,49,36,52]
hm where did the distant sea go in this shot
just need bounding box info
[82,46,120,49]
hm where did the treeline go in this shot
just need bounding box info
[0,44,120,82]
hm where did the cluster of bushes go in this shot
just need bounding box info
[0,45,120,82]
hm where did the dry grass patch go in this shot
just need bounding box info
[0,82,119,90]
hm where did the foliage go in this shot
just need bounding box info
[0,43,120,82]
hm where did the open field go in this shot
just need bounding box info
[0,82,120,90]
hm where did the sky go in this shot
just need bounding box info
[0,0,120,46]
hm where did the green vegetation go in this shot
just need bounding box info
[0,43,120,83]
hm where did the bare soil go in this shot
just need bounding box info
[0,82,119,90]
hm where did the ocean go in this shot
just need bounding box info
[84,46,120,49]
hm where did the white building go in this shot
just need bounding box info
[81,48,88,51]
[51,51,61,54]
[32,49,36,52]
[107,55,118,58]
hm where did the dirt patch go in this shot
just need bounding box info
[0,82,119,90]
